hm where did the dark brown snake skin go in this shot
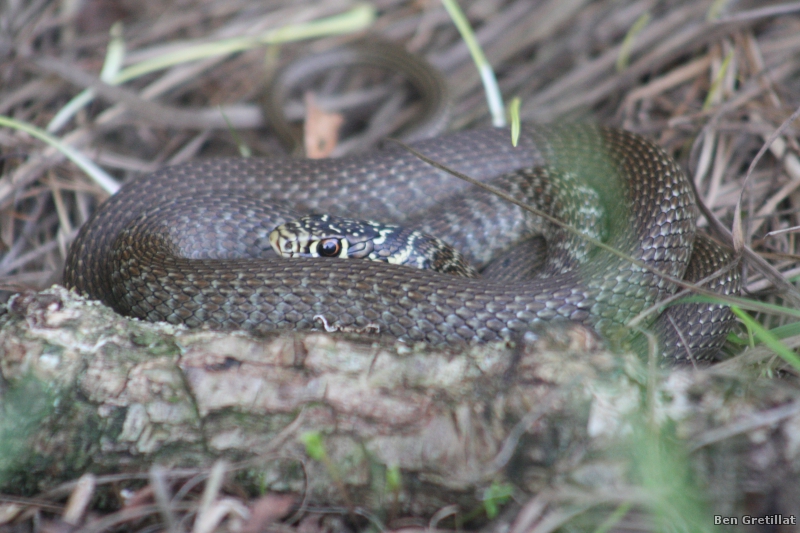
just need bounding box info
[64,125,740,359]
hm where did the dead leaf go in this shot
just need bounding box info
[303,92,344,158]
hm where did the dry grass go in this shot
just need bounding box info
[2,0,800,531]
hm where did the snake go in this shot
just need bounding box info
[269,214,480,278]
[63,44,740,360]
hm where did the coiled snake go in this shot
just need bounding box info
[63,41,740,359]
[64,122,739,359]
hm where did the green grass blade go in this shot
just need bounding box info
[115,4,374,84]
[440,0,505,127]
[731,306,800,371]
[508,96,521,146]
[0,116,119,194]
[616,12,650,72]
[47,22,126,133]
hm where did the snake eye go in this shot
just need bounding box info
[318,238,342,257]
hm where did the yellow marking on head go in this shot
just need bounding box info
[386,233,415,266]
[372,226,393,246]
[269,225,314,257]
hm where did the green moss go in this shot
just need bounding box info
[0,374,58,492]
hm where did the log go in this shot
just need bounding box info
[1,287,799,527]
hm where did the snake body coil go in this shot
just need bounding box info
[64,125,739,358]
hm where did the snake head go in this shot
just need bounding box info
[269,213,478,278]
[269,214,380,259]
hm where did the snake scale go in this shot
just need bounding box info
[64,123,739,359]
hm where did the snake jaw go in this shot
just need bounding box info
[345,240,374,259]
[268,225,300,258]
